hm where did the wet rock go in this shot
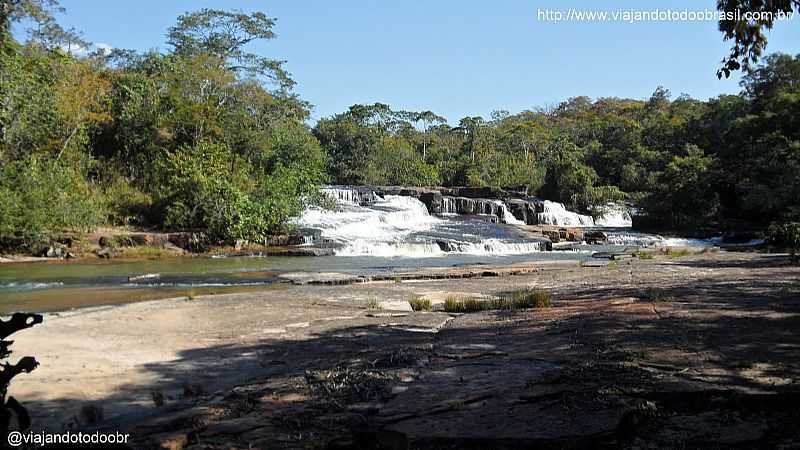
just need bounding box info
[168,232,208,253]
[584,230,608,244]
[440,197,503,218]
[506,199,533,224]
[39,244,67,258]
[265,246,335,257]
[324,186,383,205]
[446,186,501,198]
[96,247,115,259]
[419,192,443,214]
[263,233,307,246]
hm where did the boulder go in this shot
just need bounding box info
[584,230,608,245]
[96,247,115,259]
[419,192,443,214]
[506,199,532,224]
[39,244,67,258]
[168,232,208,253]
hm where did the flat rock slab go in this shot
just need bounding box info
[279,271,364,285]
[378,300,413,311]
[582,259,611,267]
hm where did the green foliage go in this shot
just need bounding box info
[0,157,104,240]
[505,288,552,309]
[155,141,266,243]
[408,295,432,312]
[443,296,485,313]
[1,7,327,250]
[167,8,293,90]
[716,1,800,78]
[642,146,720,228]
[767,222,800,262]
[442,290,551,313]
[101,174,153,226]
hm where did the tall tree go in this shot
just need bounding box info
[414,110,446,160]
[167,9,293,91]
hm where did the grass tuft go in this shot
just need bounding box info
[408,294,432,311]
[365,297,380,309]
[661,247,691,258]
[507,288,552,309]
[443,289,551,313]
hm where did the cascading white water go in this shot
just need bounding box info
[297,194,439,244]
[297,188,549,257]
[441,239,546,255]
[320,186,372,205]
[593,204,633,227]
[336,240,445,257]
[441,197,457,215]
[492,200,525,225]
[536,200,595,227]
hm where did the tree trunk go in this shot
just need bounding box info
[56,126,79,161]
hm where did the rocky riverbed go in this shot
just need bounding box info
[8,249,800,449]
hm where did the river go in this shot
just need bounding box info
[0,187,714,314]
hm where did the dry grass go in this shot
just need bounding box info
[443,289,551,313]
[365,297,380,309]
[660,247,692,258]
[408,295,432,311]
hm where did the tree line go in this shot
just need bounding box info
[1,2,799,248]
[314,54,800,231]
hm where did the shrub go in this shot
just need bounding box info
[507,288,552,309]
[767,222,800,263]
[443,290,551,313]
[102,175,153,226]
[0,157,105,242]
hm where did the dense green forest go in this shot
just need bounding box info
[1,2,799,247]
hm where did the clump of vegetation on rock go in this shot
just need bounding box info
[506,288,552,309]
[408,295,432,312]
[443,289,551,313]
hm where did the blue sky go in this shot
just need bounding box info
[24,0,800,123]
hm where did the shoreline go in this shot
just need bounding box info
[8,250,798,448]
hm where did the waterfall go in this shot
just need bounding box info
[593,203,633,227]
[441,197,457,214]
[338,238,546,257]
[296,188,551,258]
[535,200,595,227]
[297,194,439,245]
[492,200,525,225]
[437,239,546,254]
[320,186,379,206]
[337,240,445,257]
